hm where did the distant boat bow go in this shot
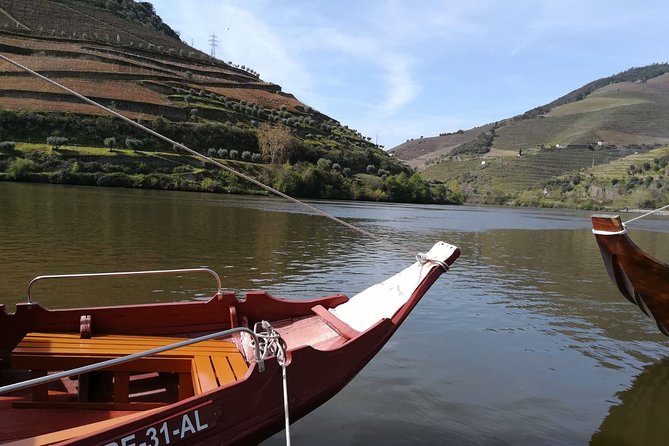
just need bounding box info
[591,214,669,335]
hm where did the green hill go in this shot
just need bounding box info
[0,0,456,203]
[0,0,405,173]
[396,64,669,209]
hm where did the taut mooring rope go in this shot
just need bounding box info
[624,203,669,225]
[0,51,416,257]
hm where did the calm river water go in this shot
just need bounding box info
[1,182,668,445]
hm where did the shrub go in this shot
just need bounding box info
[96,172,135,187]
[275,170,303,195]
[125,137,143,151]
[317,158,333,170]
[229,149,239,159]
[0,141,16,150]
[366,164,377,175]
[251,153,262,163]
[201,177,219,192]
[207,148,217,157]
[7,158,36,180]
[218,148,228,158]
[342,167,352,177]
[241,150,252,161]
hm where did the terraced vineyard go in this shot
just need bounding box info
[589,146,669,181]
[0,0,387,155]
[423,146,644,193]
[0,0,415,205]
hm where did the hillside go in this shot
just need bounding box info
[0,0,408,170]
[0,0,458,203]
[394,64,669,209]
[394,64,669,167]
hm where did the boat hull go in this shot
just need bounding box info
[591,214,669,335]
[1,245,460,445]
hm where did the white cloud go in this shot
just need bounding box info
[374,56,418,116]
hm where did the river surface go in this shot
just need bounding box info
[1,182,668,445]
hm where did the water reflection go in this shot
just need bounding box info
[591,358,669,446]
[1,182,669,445]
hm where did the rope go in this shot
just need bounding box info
[416,253,449,271]
[253,321,291,446]
[624,203,669,225]
[0,51,416,258]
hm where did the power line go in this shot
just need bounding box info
[208,32,219,58]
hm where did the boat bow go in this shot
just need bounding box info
[591,214,669,335]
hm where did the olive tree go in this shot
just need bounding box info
[46,136,68,150]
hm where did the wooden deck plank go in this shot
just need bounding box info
[10,332,249,405]
[23,332,239,349]
[211,355,236,384]
[15,339,238,354]
[13,345,235,358]
[224,354,249,380]
[191,356,218,394]
[15,339,238,351]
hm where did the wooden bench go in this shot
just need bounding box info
[11,332,248,409]
[311,305,361,339]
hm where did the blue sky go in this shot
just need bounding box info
[150,0,669,150]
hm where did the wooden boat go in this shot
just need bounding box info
[0,241,460,445]
[591,214,669,335]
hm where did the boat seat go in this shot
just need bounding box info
[311,305,361,339]
[10,332,248,409]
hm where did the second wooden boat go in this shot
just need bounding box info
[591,214,669,335]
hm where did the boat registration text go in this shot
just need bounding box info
[103,405,218,446]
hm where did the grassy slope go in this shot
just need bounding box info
[493,75,669,150]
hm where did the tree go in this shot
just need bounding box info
[257,123,293,164]
[46,136,68,150]
[104,137,116,151]
[125,137,143,151]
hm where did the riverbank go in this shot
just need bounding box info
[0,143,464,205]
